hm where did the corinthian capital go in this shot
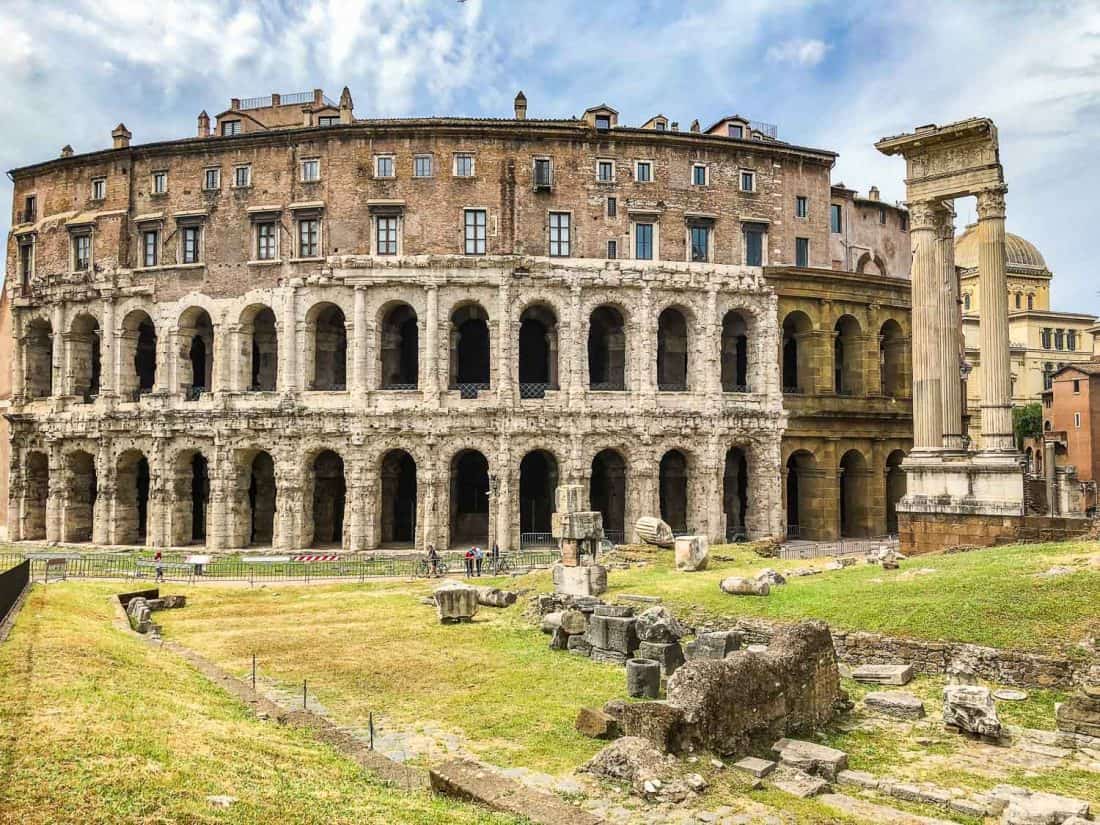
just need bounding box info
[907,200,939,231]
[976,186,1007,220]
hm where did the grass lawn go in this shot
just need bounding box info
[0,581,523,825]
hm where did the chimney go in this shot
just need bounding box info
[60,144,74,158]
[514,90,527,120]
[313,88,324,105]
[231,98,241,110]
[690,119,700,133]
[868,186,880,201]
[197,110,210,138]
[339,86,354,124]
[670,121,679,131]
[111,123,132,149]
[271,92,281,106]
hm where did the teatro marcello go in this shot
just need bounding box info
[0,88,913,553]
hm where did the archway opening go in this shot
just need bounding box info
[64,451,97,543]
[22,451,49,540]
[785,450,816,539]
[380,449,417,545]
[839,449,869,537]
[782,311,813,393]
[180,308,214,399]
[380,304,419,389]
[190,453,209,543]
[834,315,863,395]
[311,304,347,391]
[659,449,689,533]
[25,318,54,398]
[311,450,346,546]
[879,319,905,398]
[245,306,278,391]
[588,305,626,390]
[590,449,627,543]
[518,305,558,397]
[657,307,689,391]
[451,305,490,391]
[519,450,558,538]
[723,447,749,541]
[69,314,102,401]
[886,450,906,535]
[450,449,489,546]
[721,311,749,392]
[248,451,276,546]
[116,450,150,545]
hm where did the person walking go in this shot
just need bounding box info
[154,551,164,583]
[427,543,440,577]
[474,545,484,577]
[490,542,500,573]
[464,547,475,578]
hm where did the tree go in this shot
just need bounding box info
[1013,402,1043,448]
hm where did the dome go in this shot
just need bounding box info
[954,224,1048,271]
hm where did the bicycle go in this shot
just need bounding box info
[415,556,449,578]
[489,554,513,575]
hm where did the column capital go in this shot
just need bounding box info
[906,200,941,231]
[976,186,1007,220]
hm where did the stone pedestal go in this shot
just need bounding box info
[552,563,608,597]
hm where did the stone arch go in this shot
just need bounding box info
[24,317,53,398]
[450,448,489,546]
[379,303,419,389]
[306,302,348,391]
[839,448,871,537]
[659,448,690,533]
[20,450,49,540]
[657,305,690,391]
[170,449,210,545]
[68,312,102,401]
[119,309,157,399]
[229,449,277,548]
[723,446,750,540]
[63,450,97,543]
[178,306,214,398]
[518,303,559,395]
[240,304,278,392]
[450,303,491,390]
[885,449,906,535]
[588,304,627,390]
[784,449,818,539]
[519,449,559,538]
[308,449,346,547]
[590,448,627,542]
[879,319,906,398]
[721,310,749,392]
[856,251,887,277]
[834,314,863,395]
[380,449,417,545]
[781,310,814,393]
[114,449,151,545]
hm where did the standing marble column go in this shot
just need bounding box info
[496,277,514,404]
[976,187,1016,454]
[281,284,299,393]
[423,284,439,402]
[352,287,368,398]
[906,201,944,452]
[101,298,116,399]
[936,205,965,451]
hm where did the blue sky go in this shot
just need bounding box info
[3,0,1098,312]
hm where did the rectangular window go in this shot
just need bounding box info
[607,239,617,259]
[739,170,755,192]
[597,160,614,182]
[152,171,167,194]
[830,203,843,233]
[204,168,221,191]
[298,218,320,258]
[692,164,708,186]
[221,120,241,136]
[549,212,571,257]
[1073,379,1081,394]
[795,196,807,218]
[636,161,652,183]
[595,115,611,130]
[1068,330,1077,351]
[795,237,809,268]
[1042,328,1052,349]
[73,234,91,270]
[464,209,487,255]
[454,153,474,177]
[1075,412,1082,428]
[376,155,394,178]
[414,155,433,178]
[92,177,106,201]
[879,207,886,225]
[1055,329,1065,350]
[900,212,909,231]
[257,222,277,260]
[23,195,36,222]
[534,157,552,188]
[317,115,339,126]
[142,229,158,267]
[301,158,320,182]
[635,223,654,260]
[607,196,617,217]
[19,242,32,286]
[376,216,398,255]
[181,226,200,264]
[744,226,765,266]
[234,165,251,188]
[690,225,709,262]
[728,124,743,139]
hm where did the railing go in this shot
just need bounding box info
[247,383,276,392]
[185,386,206,402]
[723,384,751,394]
[456,382,490,399]
[786,524,803,539]
[657,382,688,392]
[603,529,625,546]
[725,527,748,543]
[836,387,857,396]
[310,382,347,391]
[778,536,896,560]
[589,381,626,391]
[382,383,418,391]
[240,91,338,110]
[750,120,778,139]
[80,392,98,405]
[128,387,153,402]
[670,526,694,537]
[519,382,550,399]
[782,386,804,395]
[519,532,555,548]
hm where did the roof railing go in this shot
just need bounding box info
[750,120,778,139]
[238,91,337,111]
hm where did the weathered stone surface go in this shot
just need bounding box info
[990,785,1090,825]
[590,648,628,665]
[837,769,878,790]
[593,604,634,618]
[851,663,913,685]
[637,640,685,676]
[864,691,926,719]
[549,626,570,651]
[559,608,588,635]
[618,701,685,752]
[566,633,592,656]
[685,630,741,660]
[635,606,687,643]
[575,707,619,739]
[772,765,829,798]
[755,568,786,586]
[943,684,1001,738]
[552,510,604,541]
[626,658,661,699]
[719,576,770,596]
[539,611,562,634]
[772,738,848,780]
[581,736,671,789]
[474,586,517,608]
[434,582,479,622]
[732,756,775,778]
[553,563,608,597]
[674,535,709,572]
[1055,685,1100,738]
[585,614,638,656]
[635,517,675,548]
[555,484,585,516]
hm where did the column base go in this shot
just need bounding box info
[899,450,1025,518]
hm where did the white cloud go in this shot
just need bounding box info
[766,38,829,67]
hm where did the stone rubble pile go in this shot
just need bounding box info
[943,684,1003,739]
[122,592,186,635]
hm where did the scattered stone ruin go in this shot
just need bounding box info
[117,588,186,634]
[550,484,607,597]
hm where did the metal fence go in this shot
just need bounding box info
[0,548,561,585]
[0,559,30,626]
[778,537,896,560]
[518,532,554,548]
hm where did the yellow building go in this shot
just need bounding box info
[957,225,1096,446]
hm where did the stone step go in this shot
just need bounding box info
[772,738,848,780]
[851,664,914,685]
[818,793,961,825]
